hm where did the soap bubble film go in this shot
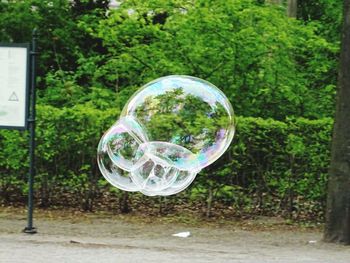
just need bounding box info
[97,75,235,196]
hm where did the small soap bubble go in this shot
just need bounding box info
[97,75,235,196]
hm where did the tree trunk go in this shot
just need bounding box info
[324,0,350,245]
[287,0,298,17]
[206,186,213,218]
[267,0,283,5]
[39,173,50,208]
[119,192,131,213]
[159,196,163,214]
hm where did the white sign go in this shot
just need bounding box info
[0,45,29,129]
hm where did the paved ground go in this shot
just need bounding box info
[1,207,350,263]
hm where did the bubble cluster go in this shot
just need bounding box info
[97,75,235,196]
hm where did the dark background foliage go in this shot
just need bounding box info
[0,0,342,220]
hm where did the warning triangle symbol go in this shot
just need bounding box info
[8,92,19,102]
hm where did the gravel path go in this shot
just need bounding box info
[1,208,350,263]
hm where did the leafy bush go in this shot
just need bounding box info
[88,0,338,120]
[0,106,332,220]
[0,0,338,220]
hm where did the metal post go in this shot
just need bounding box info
[23,29,38,234]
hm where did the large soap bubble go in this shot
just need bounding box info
[97,75,235,196]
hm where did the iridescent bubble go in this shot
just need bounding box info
[97,130,140,192]
[97,75,235,196]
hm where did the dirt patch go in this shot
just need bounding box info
[0,207,349,263]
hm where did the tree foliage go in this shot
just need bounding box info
[0,0,340,119]
[0,0,344,219]
[87,0,337,119]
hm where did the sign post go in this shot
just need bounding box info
[23,29,38,234]
[0,29,38,234]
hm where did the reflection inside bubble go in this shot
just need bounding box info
[97,75,235,196]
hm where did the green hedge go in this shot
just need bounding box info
[194,117,332,219]
[0,105,332,219]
